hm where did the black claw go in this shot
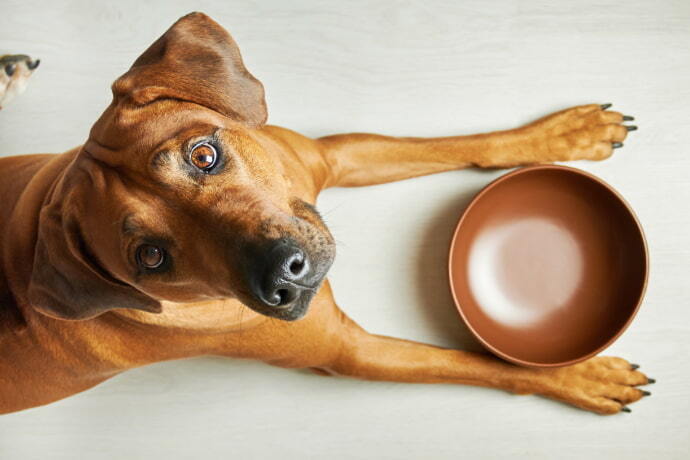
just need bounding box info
[631,363,640,370]
[600,103,613,110]
[612,142,624,149]
[647,378,656,384]
[621,406,631,413]
[623,115,635,121]
[626,125,638,131]
[641,390,651,396]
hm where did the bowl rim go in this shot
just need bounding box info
[447,164,649,368]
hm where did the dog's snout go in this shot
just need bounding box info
[252,240,312,308]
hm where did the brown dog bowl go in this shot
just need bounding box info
[448,165,648,367]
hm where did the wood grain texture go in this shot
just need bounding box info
[1,0,688,458]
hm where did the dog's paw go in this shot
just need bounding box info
[536,356,654,414]
[515,103,637,164]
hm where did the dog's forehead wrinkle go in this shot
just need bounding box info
[141,121,215,166]
[90,100,229,157]
[81,146,153,191]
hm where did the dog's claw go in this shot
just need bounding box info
[631,363,640,370]
[626,125,638,132]
[623,115,635,121]
[647,378,656,384]
[641,390,651,396]
[612,142,623,149]
[600,103,612,110]
[621,406,632,413]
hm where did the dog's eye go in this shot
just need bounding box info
[136,244,166,269]
[5,63,16,77]
[190,142,218,172]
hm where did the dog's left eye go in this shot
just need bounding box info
[136,244,166,270]
[190,142,218,172]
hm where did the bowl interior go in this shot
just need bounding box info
[448,166,647,367]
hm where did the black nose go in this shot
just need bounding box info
[252,240,311,307]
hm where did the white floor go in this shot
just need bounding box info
[1,1,689,459]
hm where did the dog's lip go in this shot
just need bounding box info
[269,299,295,310]
[257,278,320,310]
[242,285,317,321]
[273,295,312,320]
[283,279,319,291]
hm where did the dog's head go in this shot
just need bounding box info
[27,13,335,322]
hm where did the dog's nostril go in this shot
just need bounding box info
[276,288,290,305]
[289,259,304,276]
[286,252,308,279]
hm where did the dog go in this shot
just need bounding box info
[0,12,651,415]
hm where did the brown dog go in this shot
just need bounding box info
[0,12,651,415]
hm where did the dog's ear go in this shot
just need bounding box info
[110,12,266,126]
[27,193,161,320]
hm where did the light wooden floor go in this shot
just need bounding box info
[1,1,689,459]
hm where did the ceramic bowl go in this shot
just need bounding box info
[448,165,648,367]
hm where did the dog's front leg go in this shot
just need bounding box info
[316,104,634,188]
[320,322,651,415]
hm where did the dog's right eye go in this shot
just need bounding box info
[5,64,16,77]
[189,142,218,172]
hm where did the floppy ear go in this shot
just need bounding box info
[110,12,266,126]
[27,197,161,320]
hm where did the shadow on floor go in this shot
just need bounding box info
[412,182,487,353]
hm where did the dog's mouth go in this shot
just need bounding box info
[245,286,319,321]
[240,271,331,322]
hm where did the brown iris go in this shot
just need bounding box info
[190,142,217,171]
[137,244,165,269]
